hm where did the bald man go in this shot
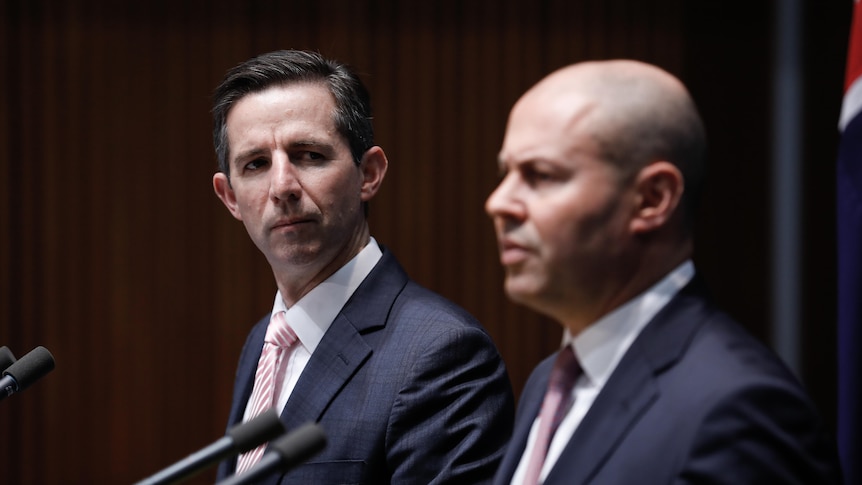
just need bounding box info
[488,60,841,484]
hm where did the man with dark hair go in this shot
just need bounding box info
[212,49,513,484]
[487,59,841,484]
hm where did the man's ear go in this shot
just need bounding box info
[213,172,243,221]
[359,146,388,201]
[630,161,684,234]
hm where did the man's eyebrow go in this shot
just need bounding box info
[231,138,339,166]
[231,148,268,166]
[289,139,335,150]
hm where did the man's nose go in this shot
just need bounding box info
[270,154,301,202]
[485,173,522,220]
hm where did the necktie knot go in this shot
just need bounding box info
[265,311,297,348]
[548,346,580,393]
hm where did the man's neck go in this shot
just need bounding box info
[275,229,371,307]
[562,239,693,337]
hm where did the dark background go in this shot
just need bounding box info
[0,1,851,483]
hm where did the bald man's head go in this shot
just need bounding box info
[512,60,707,220]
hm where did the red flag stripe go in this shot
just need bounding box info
[841,0,862,131]
[845,0,862,92]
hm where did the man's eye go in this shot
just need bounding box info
[523,167,553,184]
[292,151,327,165]
[245,158,268,171]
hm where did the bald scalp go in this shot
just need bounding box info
[524,60,706,181]
[522,59,707,223]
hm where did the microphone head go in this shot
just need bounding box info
[269,422,326,470]
[3,346,55,391]
[0,346,16,371]
[227,408,286,453]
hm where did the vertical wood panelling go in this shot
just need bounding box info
[0,1,846,483]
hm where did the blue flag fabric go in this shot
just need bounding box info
[837,1,862,482]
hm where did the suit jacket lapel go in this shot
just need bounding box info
[546,352,659,484]
[227,321,268,429]
[544,279,710,484]
[219,320,268,478]
[494,356,555,484]
[280,248,406,428]
[280,314,373,427]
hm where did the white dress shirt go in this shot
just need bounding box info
[511,260,695,484]
[242,238,383,422]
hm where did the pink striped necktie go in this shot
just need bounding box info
[235,311,297,474]
[523,346,581,485]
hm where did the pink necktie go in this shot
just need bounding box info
[235,311,297,474]
[523,346,581,485]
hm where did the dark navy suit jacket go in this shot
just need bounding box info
[494,279,842,484]
[217,248,514,484]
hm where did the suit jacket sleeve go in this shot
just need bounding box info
[386,323,514,484]
[675,380,843,484]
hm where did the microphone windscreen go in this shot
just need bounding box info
[0,346,15,370]
[270,422,326,468]
[3,346,55,391]
[227,408,285,453]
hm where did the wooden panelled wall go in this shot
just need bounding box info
[0,1,849,483]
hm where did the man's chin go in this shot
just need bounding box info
[503,276,542,305]
[268,245,323,268]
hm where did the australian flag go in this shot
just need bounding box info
[838,0,862,482]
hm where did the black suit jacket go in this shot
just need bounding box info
[494,279,842,484]
[217,248,514,484]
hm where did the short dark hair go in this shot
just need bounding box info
[212,50,374,176]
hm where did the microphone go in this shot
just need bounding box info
[135,408,286,485]
[216,422,326,485]
[0,346,55,402]
[0,346,16,371]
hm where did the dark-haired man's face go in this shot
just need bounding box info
[213,83,372,289]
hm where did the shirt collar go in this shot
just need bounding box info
[565,260,695,388]
[271,237,383,353]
